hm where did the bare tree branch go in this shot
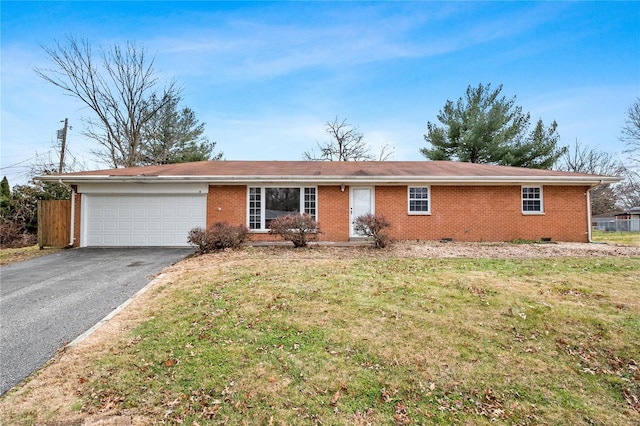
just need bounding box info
[304,117,392,161]
[35,36,180,168]
[620,97,640,165]
[557,139,626,214]
[558,139,626,176]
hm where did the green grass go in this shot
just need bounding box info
[82,253,640,424]
[592,230,640,246]
[4,249,640,424]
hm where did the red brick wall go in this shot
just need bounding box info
[205,185,352,242]
[318,186,350,241]
[206,185,246,226]
[206,184,590,243]
[375,185,589,242]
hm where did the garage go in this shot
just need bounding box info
[78,183,208,247]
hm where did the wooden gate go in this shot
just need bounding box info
[38,199,71,248]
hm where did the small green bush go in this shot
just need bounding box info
[268,213,319,248]
[354,213,391,248]
[188,222,249,254]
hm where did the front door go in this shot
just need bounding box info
[350,187,374,236]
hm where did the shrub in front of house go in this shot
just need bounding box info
[354,213,391,248]
[268,213,319,248]
[187,222,249,254]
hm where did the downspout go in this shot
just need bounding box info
[69,185,76,247]
[586,186,593,243]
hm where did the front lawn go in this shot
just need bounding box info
[2,247,639,425]
[592,230,640,246]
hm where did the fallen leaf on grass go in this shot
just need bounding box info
[330,390,340,406]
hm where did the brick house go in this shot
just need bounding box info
[39,161,620,247]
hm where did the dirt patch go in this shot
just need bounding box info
[0,241,638,425]
[388,240,640,259]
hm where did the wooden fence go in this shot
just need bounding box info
[38,199,71,248]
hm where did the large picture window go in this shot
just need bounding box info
[248,187,317,230]
[522,186,543,213]
[408,186,430,214]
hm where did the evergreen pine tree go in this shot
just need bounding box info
[421,83,566,169]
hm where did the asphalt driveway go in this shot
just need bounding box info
[0,247,192,396]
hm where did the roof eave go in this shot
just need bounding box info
[37,174,622,186]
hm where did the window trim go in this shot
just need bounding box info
[407,186,431,215]
[521,185,544,215]
[246,186,318,232]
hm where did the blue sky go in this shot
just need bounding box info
[2,1,639,184]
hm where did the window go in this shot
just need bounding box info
[304,188,317,219]
[249,187,261,229]
[408,186,430,214]
[522,186,543,213]
[248,186,317,230]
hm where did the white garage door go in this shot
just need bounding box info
[84,194,206,247]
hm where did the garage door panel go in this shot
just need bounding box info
[132,222,146,231]
[103,235,118,244]
[176,207,190,218]
[103,221,117,231]
[118,209,132,219]
[88,235,103,245]
[88,221,103,231]
[147,221,162,231]
[131,235,147,245]
[118,221,132,231]
[148,197,164,205]
[84,194,206,247]
[178,221,194,231]
[162,235,176,244]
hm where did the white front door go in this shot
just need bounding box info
[350,187,374,236]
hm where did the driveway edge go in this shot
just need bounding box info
[67,273,166,348]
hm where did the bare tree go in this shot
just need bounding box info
[35,36,179,168]
[557,140,626,215]
[616,166,640,209]
[618,98,640,209]
[303,117,393,161]
[559,140,625,176]
[620,97,640,165]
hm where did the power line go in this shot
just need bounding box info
[1,151,56,170]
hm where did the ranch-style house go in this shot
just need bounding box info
[38,161,620,247]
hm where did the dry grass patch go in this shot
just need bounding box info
[592,230,640,246]
[1,246,638,425]
[0,244,62,265]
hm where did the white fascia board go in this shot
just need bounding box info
[77,182,209,194]
[40,174,621,187]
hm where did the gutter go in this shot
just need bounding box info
[38,174,623,186]
[586,180,610,244]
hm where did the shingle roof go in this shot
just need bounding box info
[41,161,621,185]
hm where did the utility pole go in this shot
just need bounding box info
[57,118,68,174]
